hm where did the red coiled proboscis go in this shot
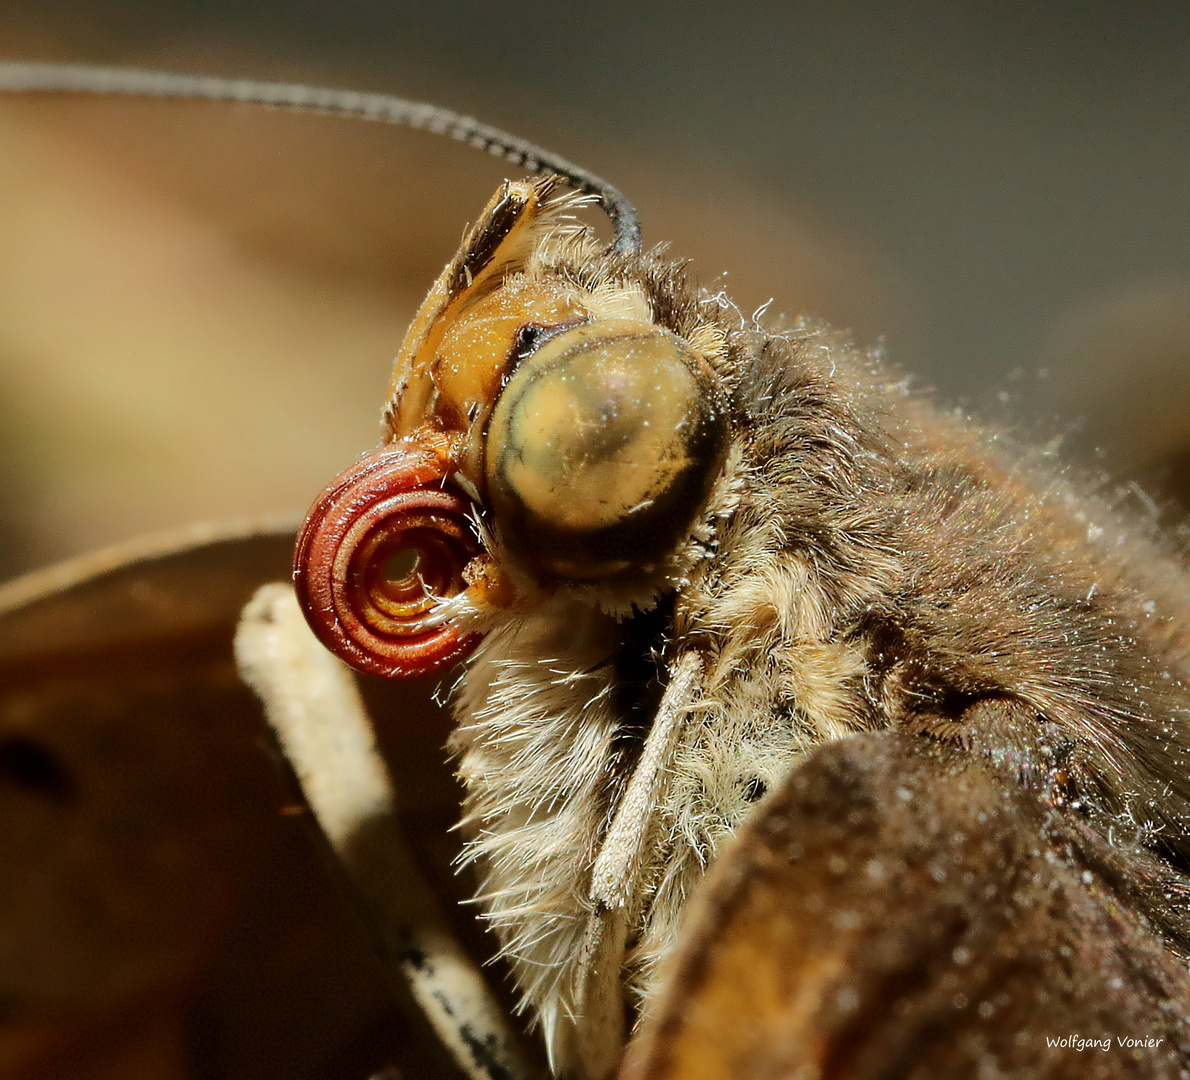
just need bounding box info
[294,445,481,678]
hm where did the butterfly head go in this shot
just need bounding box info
[294,176,734,677]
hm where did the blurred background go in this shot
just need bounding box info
[2,5,1190,1079]
[1,1,1189,578]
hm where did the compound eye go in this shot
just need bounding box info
[485,325,728,579]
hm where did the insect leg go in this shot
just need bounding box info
[235,584,537,1080]
[575,651,705,1079]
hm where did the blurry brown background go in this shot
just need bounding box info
[1,4,1190,1079]
[1,2,1189,577]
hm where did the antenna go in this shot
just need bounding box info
[0,60,643,254]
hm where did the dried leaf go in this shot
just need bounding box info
[0,525,475,1080]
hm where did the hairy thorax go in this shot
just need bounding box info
[449,414,889,1068]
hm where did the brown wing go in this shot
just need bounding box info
[623,727,1190,1080]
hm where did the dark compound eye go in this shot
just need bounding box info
[484,324,728,580]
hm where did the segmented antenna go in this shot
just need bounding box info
[0,60,643,254]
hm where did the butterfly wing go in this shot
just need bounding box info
[625,724,1190,1079]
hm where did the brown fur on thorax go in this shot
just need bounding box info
[453,235,1190,1072]
[600,236,1190,927]
[715,300,1190,938]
